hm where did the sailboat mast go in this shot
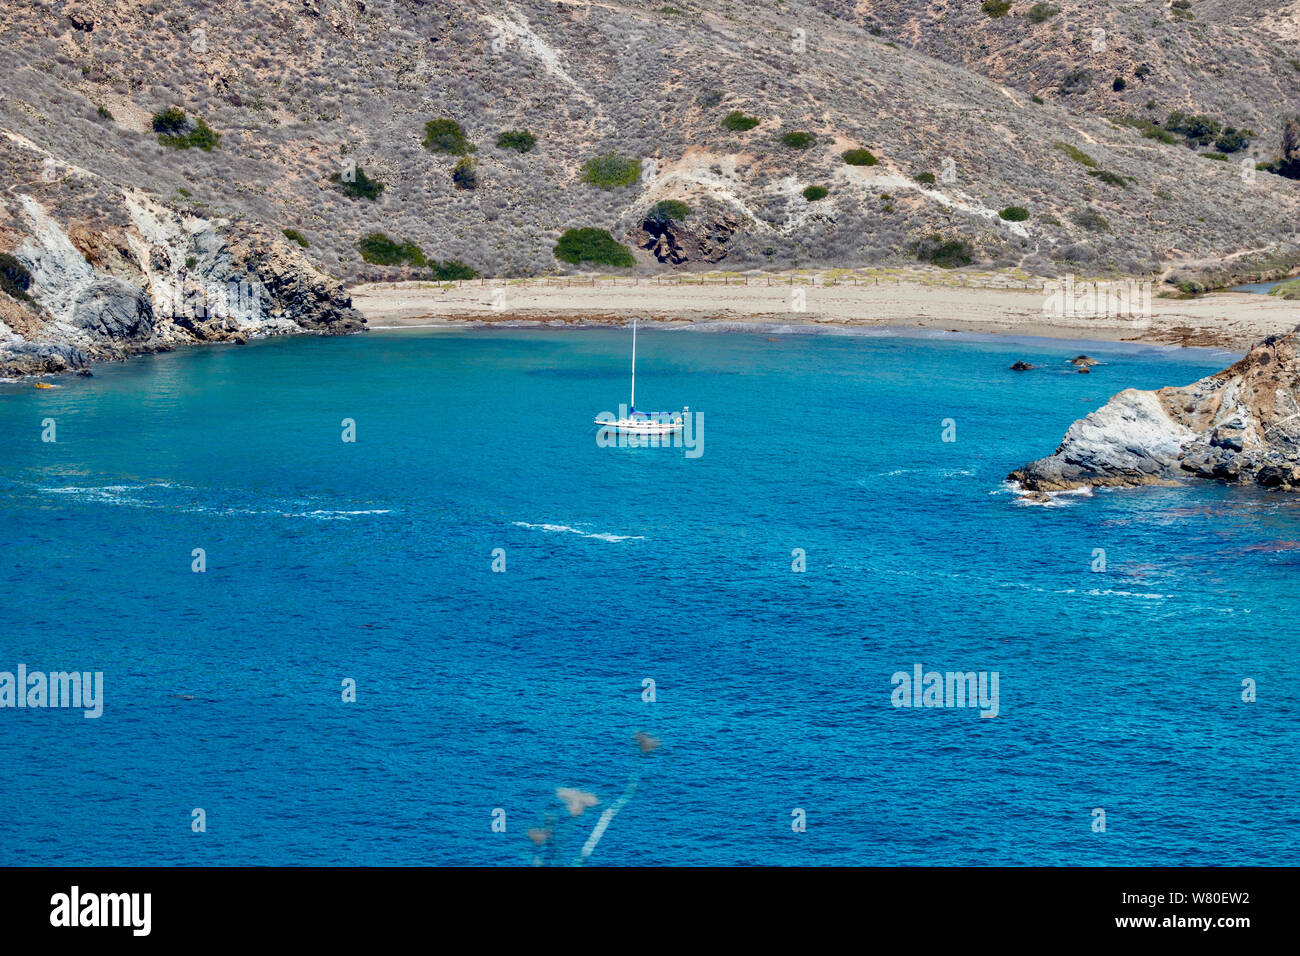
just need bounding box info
[630,316,637,411]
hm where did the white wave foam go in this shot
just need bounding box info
[513,521,643,542]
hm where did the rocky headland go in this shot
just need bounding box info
[1010,330,1300,492]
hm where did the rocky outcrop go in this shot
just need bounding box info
[1009,331,1300,491]
[1,182,363,378]
[631,210,740,266]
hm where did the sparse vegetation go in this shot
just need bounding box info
[496,130,537,153]
[0,253,33,302]
[696,90,724,108]
[1054,142,1098,168]
[1071,208,1112,233]
[647,200,692,223]
[553,228,636,267]
[914,171,936,184]
[912,234,973,268]
[802,185,829,201]
[283,229,310,248]
[359,232,427,267]
[1059,68,1093,95]
[998,206,1030,221]
[1200,151,1229,161]
[330,166,385,201]
[1087,169,1129,187]
[842,148,878,166]
[1118,115,1179,145]
[1025,3,1058,23]
[780,130,816,149]
[722,110,760,131]
[981,0,1012,17]
[581,153,640,188]
[423,118,474,155]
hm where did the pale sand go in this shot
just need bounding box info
[351,272,1300,352]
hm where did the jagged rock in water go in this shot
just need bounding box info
[1010,361,1034,371]
[1009,331,1300,491]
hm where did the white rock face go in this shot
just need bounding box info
[1011,331,1300,491]
[3,190,363,377]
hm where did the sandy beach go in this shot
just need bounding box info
[351,271,1299,352]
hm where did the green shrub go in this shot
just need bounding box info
[1112,76,1127,92]
[423,118,474,155]
[913,234,973,268]
[722,110,760,131]
[1214,127,1252,153]
[647,200,692,223]
[1025,3,1058,23]
[842,148,878,166]
[1134,63,1152,79]
[0,252,32,302]
[283,229,310,248]
[1030,94,1045,105]
[152,108,221,150]
[780,130,816,149]
[1054,141,1098,167]
[982,0,1012,16]
[453,157,479,190]
[359,233,427,267]
[554,228,636,267]
[914,171,936,184]
[581,153,640,188]
[496,129,537,153]
[158,116,221,151]
[184,256,197,270]
[430,259,479,280]
[1117,115,1179,144]
[802,185,829,201]
[151,107,187,134]
[1165,110,1224,146]
[1087,168,1129,187]
[998,206,1030,221]
[330,166,385,201]
[1200,151,1229,161]
[96,105,113,120]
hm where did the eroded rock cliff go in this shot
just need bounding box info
[0,139,363,378]
[1010,331,1300,492]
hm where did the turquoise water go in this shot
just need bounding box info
[2,327,1298,866]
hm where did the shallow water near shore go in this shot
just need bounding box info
[2,328,1298,865]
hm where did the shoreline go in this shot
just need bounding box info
[351,273,1300,352]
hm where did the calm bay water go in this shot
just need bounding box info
[2,326,1298,866]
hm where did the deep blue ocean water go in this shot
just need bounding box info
[2,326,1298,866]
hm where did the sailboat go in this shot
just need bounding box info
[595,316,687,434]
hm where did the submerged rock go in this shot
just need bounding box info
[1069,355,1098,368]
[1010,360,1034,371]
[1010,331,1300,491]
